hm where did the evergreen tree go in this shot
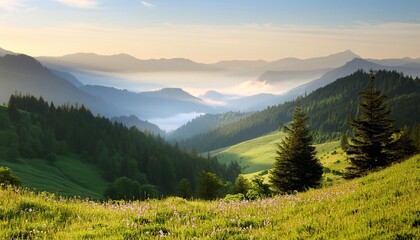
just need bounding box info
[340,133,349,151]
[231,175,250,195]
[345,70,397,179]
[7,95,20,122]
[176,178,192,199]
[270,99,323,193]
[197,171,224,200]
[247,176,272,199]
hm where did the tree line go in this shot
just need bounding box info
[1,94,241,199]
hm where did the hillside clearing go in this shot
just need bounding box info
[0,154,418,239]
[0,155,107,199]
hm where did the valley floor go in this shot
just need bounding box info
[1,155,419,239]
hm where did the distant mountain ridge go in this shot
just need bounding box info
[38,53,221,72]
[276,58,420,104]
[80,85,217,118]
[212,50,359,73]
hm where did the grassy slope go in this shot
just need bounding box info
[0,154,418,239]
[0,156,108,199]
[215,131,348,182]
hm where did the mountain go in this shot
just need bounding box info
[38,53,221,72]
[200,90,237,102]
[259,50,360,72]
[111,115,165,136]
[0,54,124,117]
[80,85,217,118]
[367,57,420,67]
[177,70,420,152]
[281,58,420,102]
[0,47,14,56]
[212,50,359,74]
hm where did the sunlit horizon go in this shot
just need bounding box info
[1,1,420,63]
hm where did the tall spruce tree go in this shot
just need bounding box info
[345,70,397,179]
[270,99,323,193]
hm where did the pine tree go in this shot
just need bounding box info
[345,70,397,179]
[270,99,323,193]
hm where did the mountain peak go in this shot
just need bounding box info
[344,57,376,67]
[150,88,202,101]
[329,49,359,59]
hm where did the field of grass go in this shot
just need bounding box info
[0,154,418,239]
[0,155,108,199]
[215,131,348,185]
[215,131,287,174]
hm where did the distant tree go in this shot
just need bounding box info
[412,124,420,151]
[391,128,418,161]
[246,176,272,200]
[7,95,20,122]
[340,133,349,151]
[0,166,20,187]
[139,184,159,200]
[345,70,398,179]
[103,177,141,200]
[176,178,192,199]
[270,99,323,193]
[231,175,250,195]
[197,171,224,200]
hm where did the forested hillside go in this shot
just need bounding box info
[0,95,240,197]
[111,115,165,136]
[178,70,420,152]
[168,111,251,141]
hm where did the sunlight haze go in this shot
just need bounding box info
[1,0,419,62]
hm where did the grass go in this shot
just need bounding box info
[0,155,108,199]
[215,131,287,174]
[0,154,418,239]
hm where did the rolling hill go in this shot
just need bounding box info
[0,154,418,238]
[214,131,345,177]
[178,70,420,152]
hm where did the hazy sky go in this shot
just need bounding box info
[1,0,420,62]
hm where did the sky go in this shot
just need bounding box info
[1,0,420,62]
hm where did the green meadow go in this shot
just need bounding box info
[215,131,348,185]
[0,154,418,239]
